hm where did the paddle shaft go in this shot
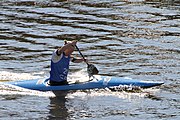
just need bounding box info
[75,45,89,65]
[75,44,99,77]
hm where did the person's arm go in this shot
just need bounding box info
[71,57,88,63]
[56,41,77,56]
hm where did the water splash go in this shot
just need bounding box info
[68,69,89,84]
[0,71,54,97]
[0,83,55,97]
[0,71,44,81]
[66,87,162,101]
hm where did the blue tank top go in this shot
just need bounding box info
[50,52,70,82]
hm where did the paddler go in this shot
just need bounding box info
[49,40,87,86]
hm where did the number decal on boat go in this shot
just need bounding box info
[103,77,111,86]
[36,79,44,85]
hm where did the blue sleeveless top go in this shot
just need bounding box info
[50,52,70,82]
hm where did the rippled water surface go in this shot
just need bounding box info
[0,0,180,119]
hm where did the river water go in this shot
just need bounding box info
[0,0,179,119]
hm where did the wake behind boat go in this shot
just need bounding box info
[5,75,164,91]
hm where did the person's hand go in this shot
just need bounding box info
[84,58,88,63]
[71,40,77,46]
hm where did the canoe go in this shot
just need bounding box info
[5,75,164,91]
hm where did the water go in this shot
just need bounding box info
[0,0,179,119]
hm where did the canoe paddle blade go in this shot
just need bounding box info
[87,64,99,77]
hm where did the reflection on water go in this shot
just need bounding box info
[48,91,69,119]
[0,0,179,119]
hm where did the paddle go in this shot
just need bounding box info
[75,45,99,77]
